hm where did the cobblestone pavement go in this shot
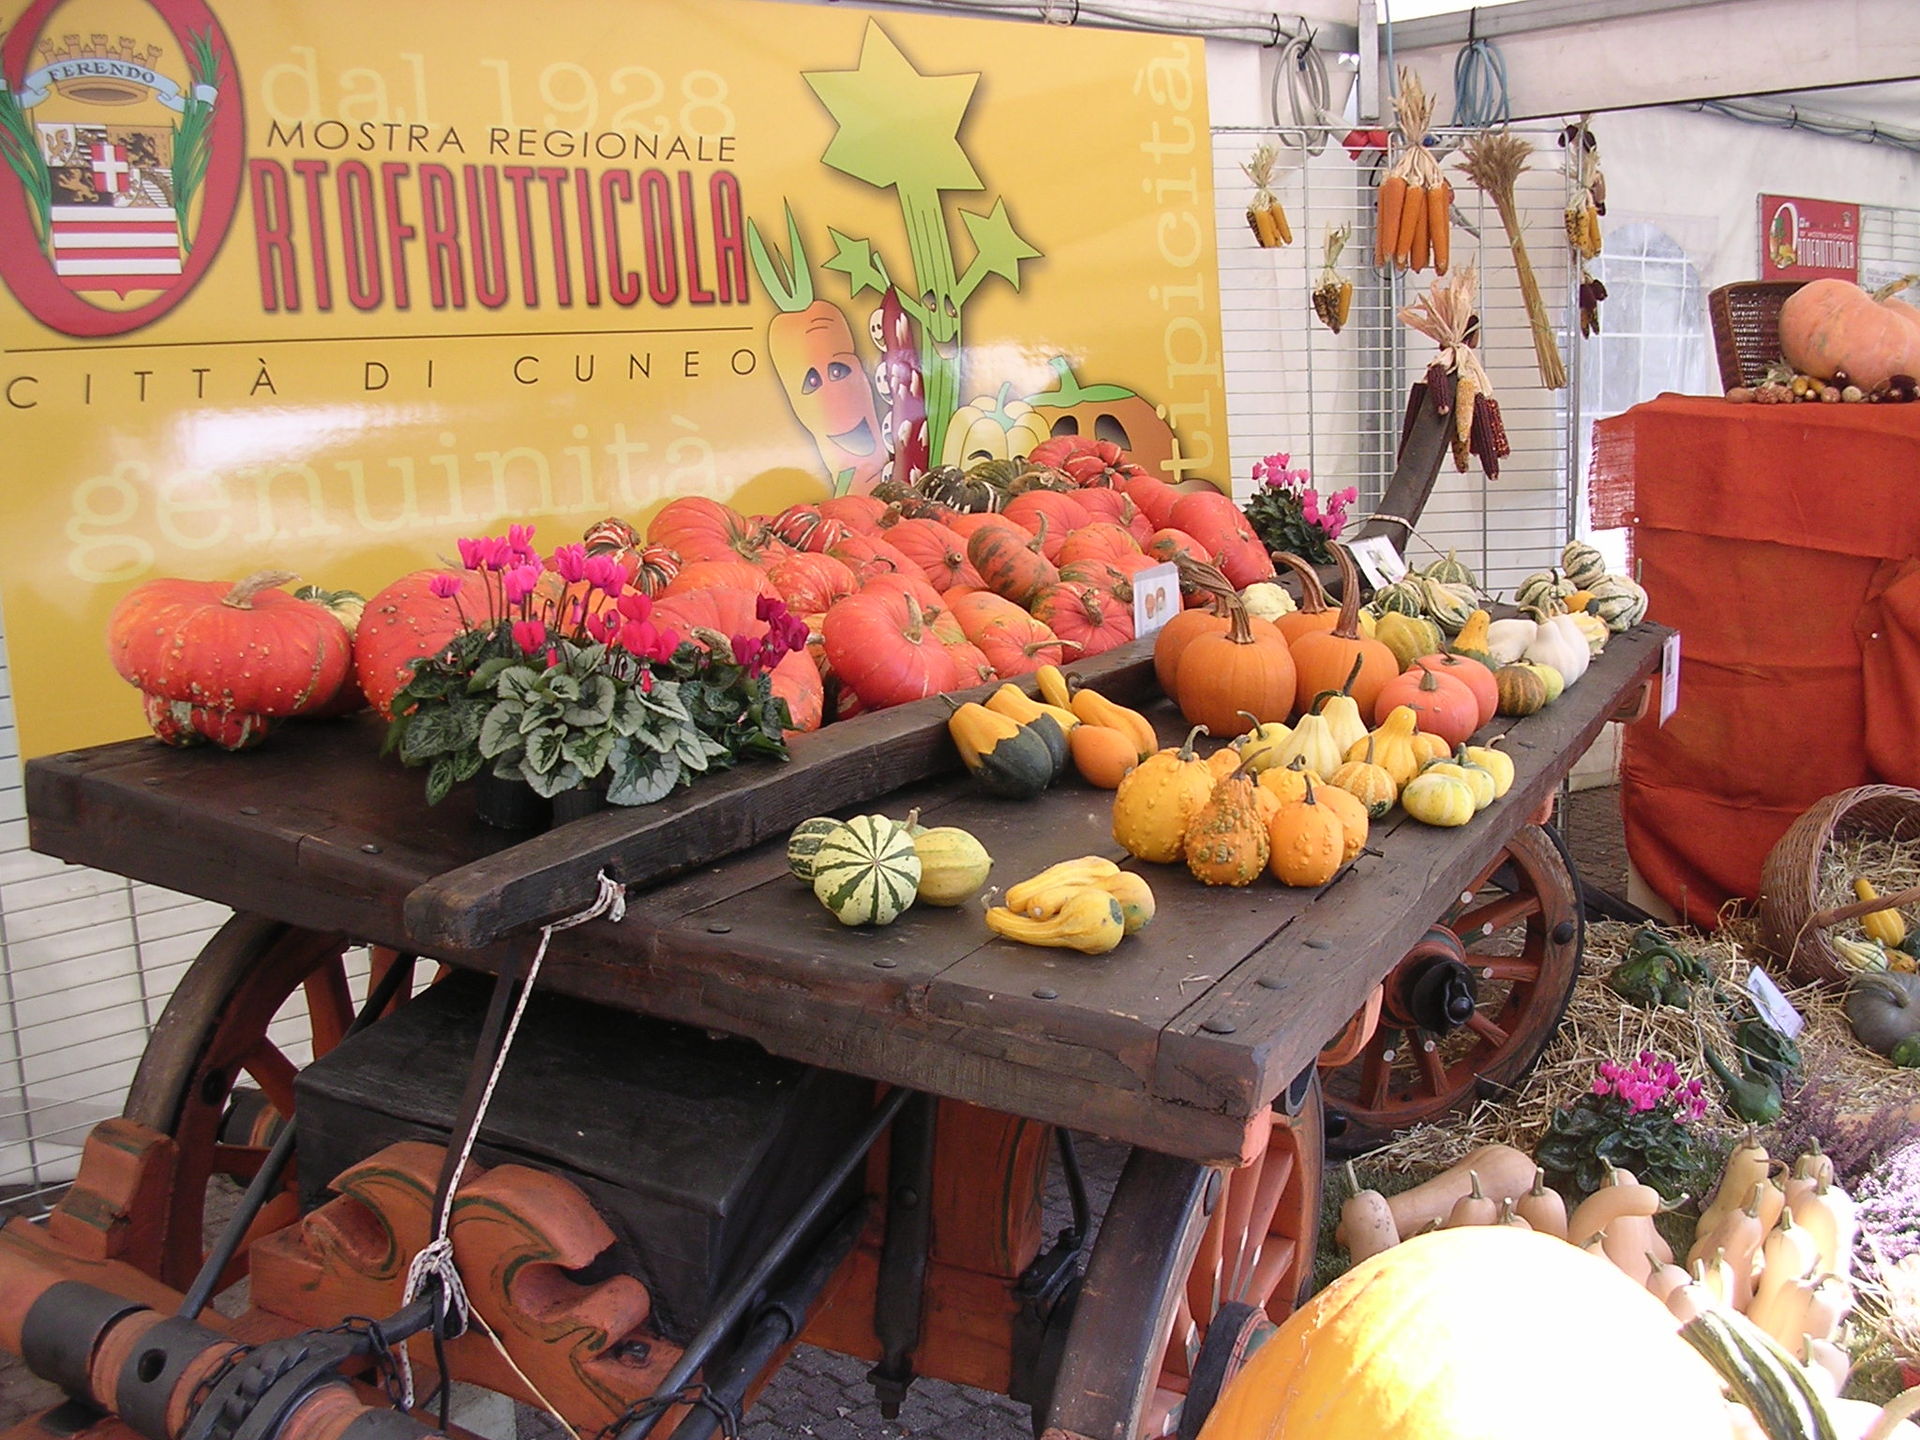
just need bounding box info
[1,791,1630,1439]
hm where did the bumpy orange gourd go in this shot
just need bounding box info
[1313,781,1370,862]
[1112,725,1216,864]
[1257,755,1314,808]
[1184,769,1271,887]
[1176,596,1298,735]
[1267,777,1346,887]
[1290,545,1397,717]
[1196,1228,1732,1440]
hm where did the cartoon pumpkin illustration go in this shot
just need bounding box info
[942,381,1053,466]
[748,206,888,494]
[1024,357,1178,480]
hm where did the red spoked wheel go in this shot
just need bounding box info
[1045,1074,1324,1440]
[105,915,417,1290]
[1322,824,1583,1155]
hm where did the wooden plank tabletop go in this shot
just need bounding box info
[25,624,1667,1163]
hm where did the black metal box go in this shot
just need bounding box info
[293,971,871,1341]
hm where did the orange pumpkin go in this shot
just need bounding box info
[1271,552,1339,644]
[884,517,976,592]
[1416,651,1498,729]
[108,569,356,727]
[766,552,857,615]
[647,496,767,563]
[1779,277,1920,388]
[662,557,776,599]
[968,521,1059,606]
[1176,596,1298,734]
[1058,522,1144,568]
[351,568,493,719]
[1032,580,1133,658]
[1290,546,1397,717]
[1372,662,1481,748]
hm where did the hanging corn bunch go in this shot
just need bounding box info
[1398,265,1510,479]
[1242,144,1293,247]
[1461,129,1568,389]
[1562,119,1607,337]
[1374,70,1451,275]
[1312,225,1355,333]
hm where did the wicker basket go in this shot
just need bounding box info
[1707,280,1804,392]
[1759,784,1920,985]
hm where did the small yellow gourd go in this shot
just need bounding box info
[1461,737,1515,798]
[985,888,1128,954]
[1328,737,1398,817]
[1423,756,1496,811]
[1451,608,1494,665]
[1257,755,1314,808]
[1352,704,1425,789]
[1267,777,1346,887]
[1274,709,1345,780]
[1184,770,1271,887]
[1853,877,1908,948]
[1401,770,1476,827]
[1112,725,1216,864]
[1305,659,1371,757]
[912,826,994,906]
[1374,611,1445,671]
[1233,710,1294,774]
[1007,856,1121,916]
[1098,870,1158,934]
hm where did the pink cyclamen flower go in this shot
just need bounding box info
[507,523,537,561]
[583,555,625,593]
[620,619,659,656]
[503,563,542,605]
[1323,511,1348,541]
[1591,1077,1611,1097]
[732,634,761,672]
[651,627,681,662]
[511,619,547,655]
[617,591,654,623]
[640,669,654,694]
[428,572,464,600]
[584,612,619,645]
[552,543,588,584]
[457,537,486,571]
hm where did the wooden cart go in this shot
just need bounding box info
[1,622,1665,1440]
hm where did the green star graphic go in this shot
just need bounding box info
[958,199,1040,300]
[805,20,982,194]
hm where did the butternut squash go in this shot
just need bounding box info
[1514,1169,1569,1239]
[1786,1176,1856,1279]
[1444,1171,1498,1228]
[1567,1172,1663,1250]
[1369,1143,1535,1238]
[1695,1134,1770,1246]
[1338,1161,1401,1263]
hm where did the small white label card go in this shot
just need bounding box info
[1131,562,1180,637]
[1660,631,1681,726]
[1346,535,1407,591]
[1746,967,1805,1040]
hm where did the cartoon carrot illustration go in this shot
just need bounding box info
[747,204,888,496]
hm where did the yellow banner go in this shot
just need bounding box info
[0,0,1222,757]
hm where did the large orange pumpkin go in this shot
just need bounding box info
[821,587,960,710]
[108,569,356,721]
[1197,1228,1731,1440]
[646,496,766,563]
[1779,277,1920,388]
[351,569,494,719]
[1290,546,1396,717]
[1175,596,1298,732]
[651,586,822,733]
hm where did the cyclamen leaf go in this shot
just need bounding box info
[525,725,567,775]
[399,706,463,762]
[425,754,460,806]
[526,760,585,799]
[563,730,615,777]
[607,747,680,806]
[545,673,582,703]
[563,675,616,727]
[467,656,519,693]
[498,669,536,703]
[479,702,522,759]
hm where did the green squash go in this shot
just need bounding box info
[1587,574,1648,632]
[1559,540,1609,589]
[1370,579,1427,617]
[811,814,922,926]
[787,816,844,881]
[1422,549,1479,590]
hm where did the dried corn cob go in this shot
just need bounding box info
[1452,369,1478,472]
[1243,144,1292,248]
[1312,225,1354,333]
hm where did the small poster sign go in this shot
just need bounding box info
[1759,194,1860,281]
[1131,562,1180,637]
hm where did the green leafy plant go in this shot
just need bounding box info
[1536,1051,1712,1200]
[170,31,222,253]
[384,527,796,807]
[1243,452,1355,566]
[0,58,51,246]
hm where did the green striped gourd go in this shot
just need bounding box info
[1559,539,1609,589]
[1514,569,1574,619]
[787,816,844,881]
[811,814,922,926]
[1422,549,1479,589]
[1418,578,1476,635]
[1586,574,1648,632]
[1370,579,1427,617]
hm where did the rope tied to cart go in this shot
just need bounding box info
[395,871,628,1421]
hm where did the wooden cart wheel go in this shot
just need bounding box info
[1045,1074,1323,1440]
[119,914,413,1291]
[1321,823,1582,1154]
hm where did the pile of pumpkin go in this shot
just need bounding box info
[1335,1133,1868,1410]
